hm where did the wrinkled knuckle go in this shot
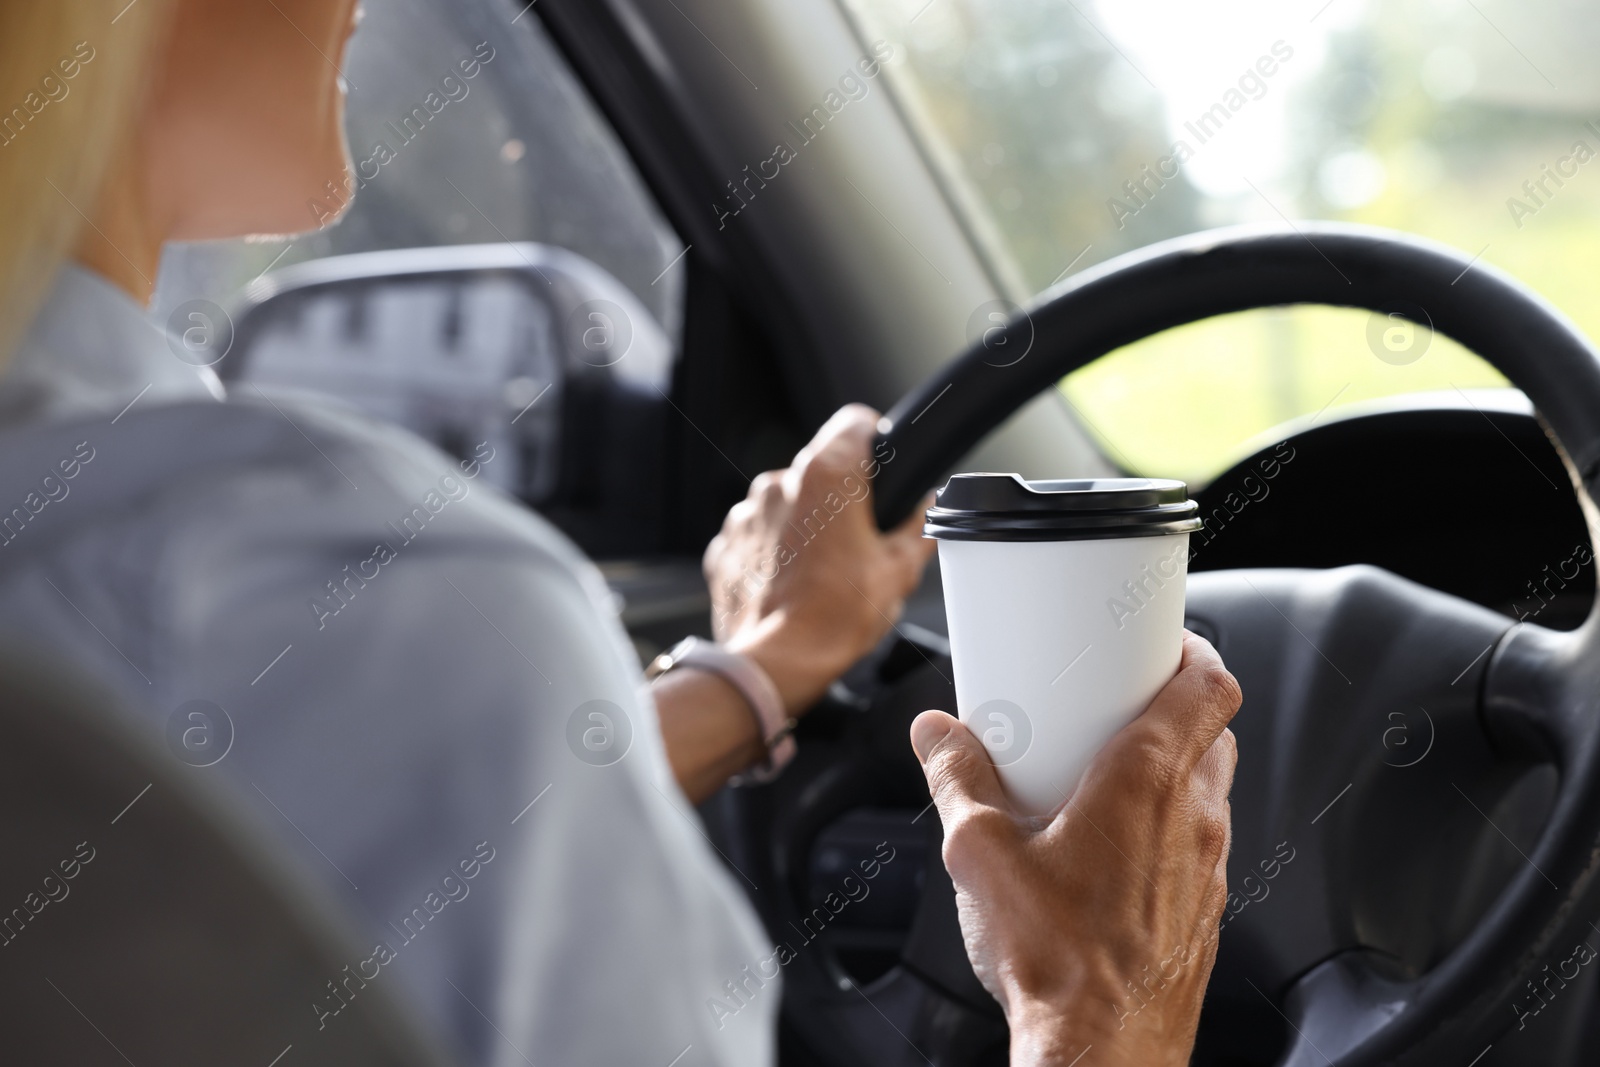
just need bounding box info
[939,816,980,865]
[702,534,726,571]
[1123,726,1183,792]
[925,741,983,801]
[1198,665,1244,713]
[1149,755,1186,797]
[1217,727,1239,773]
[940,806,1011,870]
[1197,808,1232,868]
[794,458,832,495]
[806,452,853,489]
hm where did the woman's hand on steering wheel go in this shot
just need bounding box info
[704,404,936,715]
[910,631,1242,1067]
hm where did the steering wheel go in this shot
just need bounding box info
[715,223,1600,1067]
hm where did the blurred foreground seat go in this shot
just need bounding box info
[0,651,455,1065]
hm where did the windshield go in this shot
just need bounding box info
[838,0,1594,481]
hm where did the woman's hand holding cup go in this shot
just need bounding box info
[910,631,1242,1067]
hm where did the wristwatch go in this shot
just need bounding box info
[647,636,797,783]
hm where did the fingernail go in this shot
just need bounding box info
[910,711,953,763]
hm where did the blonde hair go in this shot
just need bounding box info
[0,1,171,360]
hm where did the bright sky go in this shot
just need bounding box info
[1091,0,1363,200]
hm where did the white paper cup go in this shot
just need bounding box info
[925,474,1201,817]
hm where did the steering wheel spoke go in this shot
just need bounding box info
[1484,620,1600,763]
[1278,951,1417,1066]
[1189,567,1572,1062]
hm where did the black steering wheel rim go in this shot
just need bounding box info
[798,222,1600,1065]
[872,222,1600,534]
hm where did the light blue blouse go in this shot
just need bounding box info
[0,265,776,1067]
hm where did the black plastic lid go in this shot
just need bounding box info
[924,473,1202,542]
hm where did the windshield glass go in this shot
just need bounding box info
[840,0,1592,481]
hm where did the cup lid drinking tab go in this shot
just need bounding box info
[923,473,1202,542]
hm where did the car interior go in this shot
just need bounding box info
[8,0,1600,1063]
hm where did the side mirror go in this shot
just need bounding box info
[222,243,675,556]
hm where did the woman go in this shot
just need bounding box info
[0,2,1240,1065]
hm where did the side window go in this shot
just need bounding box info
[153,0,688,564]
[153,0,685,346]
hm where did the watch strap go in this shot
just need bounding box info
[648,636,796,783]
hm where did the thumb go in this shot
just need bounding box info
[911,710,1011,823]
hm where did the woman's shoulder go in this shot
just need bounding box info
[0,390,595,586]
